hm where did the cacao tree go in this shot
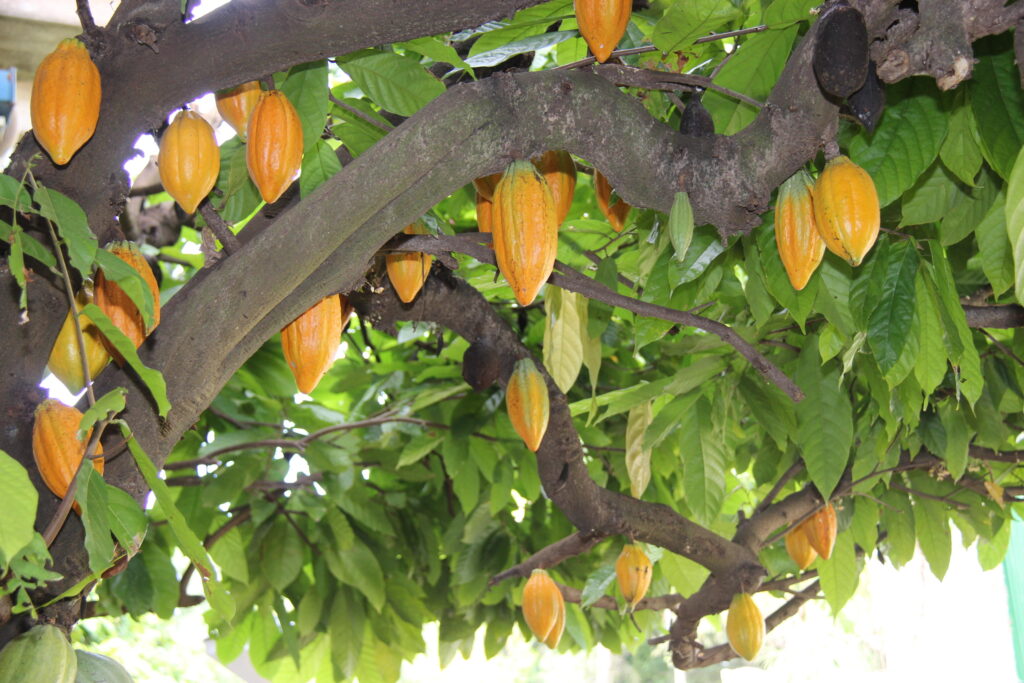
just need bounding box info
[2,0,1024,678]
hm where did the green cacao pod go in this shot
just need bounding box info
[774,169,825,291]
[615,544,653,609]
[30,38,101,165]
[726,593,764,662]
[158,109,220,214]
[506,358,550,452]
[522,568,565,649]
[574,0,632,63]
[74,650,134,683]
[812,155,879,266]
[0,624,77,683]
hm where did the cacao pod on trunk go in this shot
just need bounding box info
[506,358,550,452]
[0,624,77,683]
[472,172,503,201]
[595,170,631,232]
[785,522,818,570]
[94,241,161,365]
[532,150,577,227]
[774,169,825,291]
[30,38,101,166]
[575,0,632,63]
[281,294,347,394]
[492,160,559,306]
[615,544,653,609]
[74,650,135,683]
[476,191,493,234]
[386,222,433,303]
[246,90,304,204]
[522,568,565,648]
[216,80,263,140]
[47,289,110,394]
[812,155,879,266]
[32,399,105,514]
[803,503,837,560]
[158,109,220,214]
[813,5,869,99]
[726,593,764,661]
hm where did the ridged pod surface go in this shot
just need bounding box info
[615,544,653,609]
[159,110,220,214]
[803,503,837,560]
[476,191,493,234]
[774,169,825,290]
[595,170,631,232]
[492,160,559,306]
[522,569,565,648]
[47,290,110,394]
[726,593,764,662]
[784,523,818,570]
[472,172,503,201]
[812,155,880,266]
[32,399,105,514]
[94,242,161,364]
[386,222,433,303]
[30,38,101,165]
[246,90,304,204]
[575,0,632,63]
[281,294,346,394]
[74,650,134,683]
[0,624,77,683]
[506,358,550,452]
[532,150,577,227]
[216,81,263,140]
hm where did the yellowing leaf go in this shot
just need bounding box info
[625,401,653,498]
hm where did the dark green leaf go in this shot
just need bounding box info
[867,240,919,373]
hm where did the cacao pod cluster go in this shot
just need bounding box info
[31,38,101,165]
[386,222,434,303]
[246,90,304,204]
[615,544,652,610]
[785,503,837,567]
[774,169,824,291]
[726,592,765,661]
[281,294,354,394]
[32,399,104,514]
[522,568,566,649]
[94,241,162,364]
[158,109,220,214]
[506,358,550,452]
[575,0,632,63]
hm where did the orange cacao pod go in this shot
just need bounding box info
[506,358,549,452]
[30,38,101,165]
[812,155,880,266]
[492,160,559,306]
[575,0,632,63]
[94,241,161,365]
[476,191,493,234]
[47,290,110,394]
[246,90,304,204]
[803,503,837,560]
[522,569,565,648]
[472,172,503,201]
[216,80,263,140]
[615,544,652,609]
[158,110,220,214]
[726,593,764,661]
[784,522,818,570]
[281,295,346,394]
[32,399,104,514]
[594,170,631,232]
[386,222,433,303]
[774,169,825,291]
[532,150,577,228]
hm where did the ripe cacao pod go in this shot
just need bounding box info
[32,399,105,514]
[615,544,653,609]
[803,503,837,560]
[813,5,869,99]
[774,169,825,291]
[74,650,134,683]
[575,0,632,64]
[281,294,346,394]
[491,160,559,306]
[386,222,433,303]
[594,170,631,232]
[246,90,304,204]
[506,358,550,452]
[726,593,764,662]
[476,191,493,234]
[158,109,220,214]
[47,290,110,394]
[532,150,577,227]
[216,80,263,140]
[0,624,77,683]
[30,38,101,166]
[812,155,879,266]
[522,568,565,649]
[94,241,161,364]
[784,522,818,570]
[472,172,503,201]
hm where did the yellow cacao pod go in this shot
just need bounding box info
[812,155,880,266]
[472,172,503,201]
[726,593,764,662]
[476,191,493,234]
[615,544,652,609]
[532,150,577,228]
[216,80,263,140]
[522,568,565,648]
[492,160,559,306]
[506,358,550,452]
[32,399,104,514]
[47,290,111,394]
[594,170,631,232]
[386,222,433,303]
[158,109,220,214]
[784,522,818,570]
[575,0,632,63]
[94,241,161,365]
[30,38,101,165]
[774,169,825,291]
[246,90,304,204]
[281,294,347,394]
[803,503,837,560]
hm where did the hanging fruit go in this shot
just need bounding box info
[246,90,304,204]
[785,522,818,570]
[472,172,503,201]
[491,160,559,306]
[216,80,263,140]
[615,544,653,609]
[812,155,880,266]
[803,503,838,560]
[94,241,161,364]
[476,191,493,234]
[726,593,765,661]
[30,38,101,165]
[532,150,577,227]
[0,624,78,683]
[47,290,110,394]
[32,399,105,514]
[385,221,433,303]
[522,568,565,649]
[813,5,869,99]
[575,0,632,63]
[281,294,347,394]
[594,170,631,232]
[506,358,550,452]
[774,169,825,290]
[158,109,220,214]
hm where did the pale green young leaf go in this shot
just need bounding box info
[0,451,38,566]
[543,287,584,393]
[625,400,654,498]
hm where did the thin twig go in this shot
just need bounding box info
[76,0,98,35]
[592,64,763,109]
[557,25,768,70]
[198,199,241,254]
[890,483,970,510]
[329,94,393,133]
[489,530,608,586]
[981,329,1024,369]
[755,461,804,513]
[43,417,111,547]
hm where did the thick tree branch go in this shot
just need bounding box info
[964,304,1024,329]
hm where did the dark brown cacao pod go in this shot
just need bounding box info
[813,5,869,99]
[843,60,885,132]
[462,339,502,392]
[679,97,714,137]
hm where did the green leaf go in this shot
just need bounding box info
[938,401,970,481]
[913,273,947,395]
[331,539,386,612]
[900,163,959,228]
[580,564,616,608]
[216,137,261,221]
[970,43,1024,180]
[281,60,329,153]
[739,374,795,451]
[0,451,38,565]
[681,398,725,525]
[93,248,156,330]
[939,97,983,186]
[976,190,1013,295]
[1006,147,1024,304]
[818,532,859,615]
[330,589,365,679]
[659,551,709,597]
[399,37,473,73]
[543,287,584,393]
[299,139,342,198]
[76,464,113,575]
[468,1,572,56]
[261,518,305,591]
[625,401,653,498]
[795,347,853,498]
[104,485,147,556]
[652,0,740,54]
[977,518,1011,570]
[33,185,97,279]
[466,30,576,68]
[0,174,25,208]
[78,388,126,437]
[667,192,694,262]
[341,52,446,117]
[880,490,916,567]
[939,166,1002,246]
[867,240,919,374]
[913,496,951,580]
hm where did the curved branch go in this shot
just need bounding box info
[489,531,608,586]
